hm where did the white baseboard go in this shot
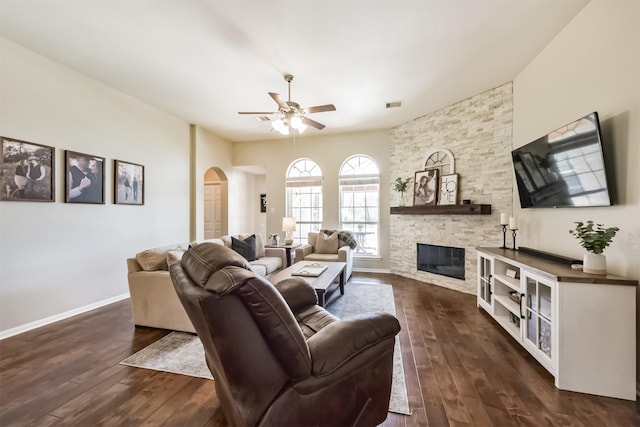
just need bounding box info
[0,293,130,340]
[352,267,391,274]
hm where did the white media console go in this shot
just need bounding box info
[476,247,637,400]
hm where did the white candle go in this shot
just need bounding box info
[509,217,517,230]
[500,213,508,225]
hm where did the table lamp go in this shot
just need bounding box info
[282,217,296,245]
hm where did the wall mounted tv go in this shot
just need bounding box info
[512,112,612,208]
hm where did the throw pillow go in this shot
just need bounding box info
[315,231,339,254]
[231,235,258,262]
[136,243,188,271]
[237,233,265,258]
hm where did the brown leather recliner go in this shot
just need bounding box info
[169,243,401,427]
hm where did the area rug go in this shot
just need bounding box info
[326,282,411,415]
[120,282,410,415]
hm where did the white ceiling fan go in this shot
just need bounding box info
[238,74,336,135]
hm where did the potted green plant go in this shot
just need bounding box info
[393,177,411,206]
[569,221,619,275]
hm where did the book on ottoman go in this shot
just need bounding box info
[292,263,328,277]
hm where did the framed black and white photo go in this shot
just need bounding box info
[260,193,267,212]
[438,173,458,205]
[413,169,439,206]
[1,136,55,202]
[115,160,144,205]
[65,150,105,204]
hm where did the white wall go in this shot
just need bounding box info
[228,170,256,234]
[233,130,391,271]
[512,1,639,384]
[0,38,190,334]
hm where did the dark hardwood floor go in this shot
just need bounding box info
[1,273,638,426]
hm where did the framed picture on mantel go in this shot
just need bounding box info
[438,173,458,205]
[414,169,439,206]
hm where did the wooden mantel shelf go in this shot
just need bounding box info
[390,204,491,215]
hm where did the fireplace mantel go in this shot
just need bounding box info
[390,204,491,215]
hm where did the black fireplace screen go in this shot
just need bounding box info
[417,243,465,280]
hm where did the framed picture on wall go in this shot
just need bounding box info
[115,160,144,205]
[1,136,55,202]
[260,193,267,212]
[438,173,459,205]
[413,169,439,206]
[65,150,105,204]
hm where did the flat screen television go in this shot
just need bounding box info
[512,112,612,208]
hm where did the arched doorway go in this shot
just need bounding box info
[204,167,228,239]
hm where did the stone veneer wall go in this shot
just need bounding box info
[389,83,513,294]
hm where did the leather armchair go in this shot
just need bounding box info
[169,243,400,427]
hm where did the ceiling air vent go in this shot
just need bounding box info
[386,101,402,109]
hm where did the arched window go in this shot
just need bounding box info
[285,158,323,245]
[339,155,379,257]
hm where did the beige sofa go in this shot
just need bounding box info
[294,231,353,279]
[127,234,286,332]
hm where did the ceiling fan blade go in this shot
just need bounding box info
[268,92,288,109]
[238,112,277,115]
[302,116,326,130]
[303,104,336,114]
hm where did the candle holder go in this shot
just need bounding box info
[500,224,508,249]
[511,229,519,250]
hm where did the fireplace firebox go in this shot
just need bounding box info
[417,243,465,280]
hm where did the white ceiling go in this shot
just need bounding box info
[0,0,588,142]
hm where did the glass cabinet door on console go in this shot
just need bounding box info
[477,255,492,310]
[523,272,555,373]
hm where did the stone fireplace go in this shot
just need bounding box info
[417,243,465,280]
[389,83,513,294]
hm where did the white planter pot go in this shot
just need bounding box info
[583,253,607,275]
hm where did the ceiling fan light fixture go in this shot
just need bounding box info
[240,74,334,134]
[272,118,289,135]
[290,115,303,130]
[272,118,284,132]
[288,115,307,134]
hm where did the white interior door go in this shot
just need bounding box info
[204,183,222,238]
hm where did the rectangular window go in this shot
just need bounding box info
[339,181,379,256]
[286,185,322,245]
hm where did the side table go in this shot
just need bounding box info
[265,243,300,267]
